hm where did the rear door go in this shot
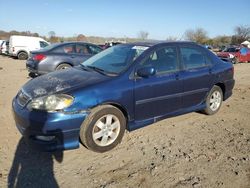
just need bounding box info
[178,45,214,109]
[134,45,182,121]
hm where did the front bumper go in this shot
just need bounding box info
[12,97,88,151]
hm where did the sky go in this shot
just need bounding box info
[0,0,249,40]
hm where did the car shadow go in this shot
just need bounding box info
[8,137,63,188]
[9,107,64,188]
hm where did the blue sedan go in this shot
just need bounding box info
[12,41,235,152]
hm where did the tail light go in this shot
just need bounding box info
[33,54,46,62]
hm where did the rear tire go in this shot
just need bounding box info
[202,85,223,115]
[17,52,28,60]
[80,105,126,153]
[56,63,72,70]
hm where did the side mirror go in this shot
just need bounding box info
[137,67,156,78]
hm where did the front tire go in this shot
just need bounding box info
[80,105,126,152]
[203,86,223,115]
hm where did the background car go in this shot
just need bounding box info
[0,40,8,55]
[217,46,240,58]
[0,40,5,54]
[9,35,49,60]
[26,42,103,76]
[217,46,250,63]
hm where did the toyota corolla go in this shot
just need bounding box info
[12,42,235,152]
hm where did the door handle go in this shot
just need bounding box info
[209,68,212,74]
[71,55,75,58]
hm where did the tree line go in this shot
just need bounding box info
[168,25,250,46]
[0,25,249,46]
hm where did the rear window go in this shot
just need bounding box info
[53,44,75,54]
[75,44,90,55]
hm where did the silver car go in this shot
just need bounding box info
[26,42,102,76]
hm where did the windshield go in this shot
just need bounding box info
[81,45,148,74]
[223,47,238,52]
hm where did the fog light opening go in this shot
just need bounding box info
[35,135,55,141]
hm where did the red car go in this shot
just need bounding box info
[217,47,250,63]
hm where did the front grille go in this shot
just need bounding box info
[17,90,31,107]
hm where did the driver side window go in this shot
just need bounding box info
[140,46,178,74]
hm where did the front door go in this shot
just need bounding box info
[134,45,182,121]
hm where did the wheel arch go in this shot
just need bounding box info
[102,102,130,130]
[17,50,29,56]
[55,62,74,69]
[215,82,225,100]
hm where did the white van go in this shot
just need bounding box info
[9,35,49,60]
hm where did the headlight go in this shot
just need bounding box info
[27,94,74,112]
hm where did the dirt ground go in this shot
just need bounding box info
[0,55,250,188]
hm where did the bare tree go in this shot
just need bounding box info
[232,25,250,44]
[48,31,56,38]
[48,31,60,43]
[76,34,87,41]
[49,36,60,43]
[138,31,149,41]
[213,35,231,46]
[33,33,39,37]
[184,28,208,44]
[166,36,178,41]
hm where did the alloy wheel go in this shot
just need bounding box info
[92,114,121,147]
[209,90,222,111]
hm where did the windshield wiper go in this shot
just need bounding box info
[86,65,118,76]
[80,65,118,76]
[86,65,106,73]
[80,64,91,71]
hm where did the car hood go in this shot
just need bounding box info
[22,67,110,98]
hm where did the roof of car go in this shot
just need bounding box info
[51,41,196,47]
[123,40,196,47]
[51,41,101,47]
